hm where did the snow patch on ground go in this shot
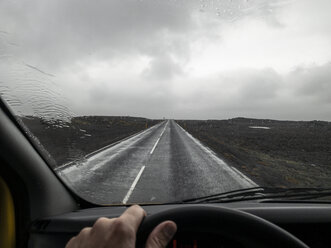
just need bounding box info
[249,126,271,130]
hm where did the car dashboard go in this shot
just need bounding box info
[29,202,331,248]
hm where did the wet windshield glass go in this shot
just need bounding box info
[1,0,331,204]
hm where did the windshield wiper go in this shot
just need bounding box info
[173,187,331,204]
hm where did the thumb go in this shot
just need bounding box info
[145,221,177,248]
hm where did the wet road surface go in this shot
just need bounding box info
[57,120,257,204]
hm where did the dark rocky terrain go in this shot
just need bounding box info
[176,118,331,188]
[19,116,160,168]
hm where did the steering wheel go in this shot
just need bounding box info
[136,206,309,248]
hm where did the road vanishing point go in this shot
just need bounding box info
[57,120,257,204]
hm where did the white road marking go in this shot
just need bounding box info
[123,121,168,203]
[150,121,168,154]
[175,122,258,187]
[122,165,146,204]
[230,166,257,186]
[150,137,161,154]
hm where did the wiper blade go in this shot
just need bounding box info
[174,187,331,204]
[262,187,331,201]
[172,187,265,204]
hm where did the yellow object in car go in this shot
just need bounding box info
[0,176,15,248]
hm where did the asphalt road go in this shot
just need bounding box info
[57,120,257,204]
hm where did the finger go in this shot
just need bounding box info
[76,227,92,247]
[119,205,146,233]
[65,236,77,248]
[145,221,177,248]
[89,217,115,244]
[91,217,114,235]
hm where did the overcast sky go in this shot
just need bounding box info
[1,0,331,121]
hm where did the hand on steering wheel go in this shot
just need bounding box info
[65,205,176,248]
[66,205,309,248]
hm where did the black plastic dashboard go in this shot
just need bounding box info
[28,202,331,248]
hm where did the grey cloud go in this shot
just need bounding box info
[0,0,194,70]
[86,82,177,118]
[289,63,331,104]
[163,63,331,120]
[142,54,183,81]
[0,0,293,71]
[1,0,331,121]
[236,68,282,101]
[83,61,331,120]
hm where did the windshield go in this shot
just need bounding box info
[1,0,331,205]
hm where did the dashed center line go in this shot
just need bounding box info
[123,121,168,204]
[150,137,161,154]
[122,165,145,204]
[150,121,168,154]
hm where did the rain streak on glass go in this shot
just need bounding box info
[0,31,89,165]
[195,0,294,20]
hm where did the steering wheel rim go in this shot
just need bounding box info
[136,206,309,248]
